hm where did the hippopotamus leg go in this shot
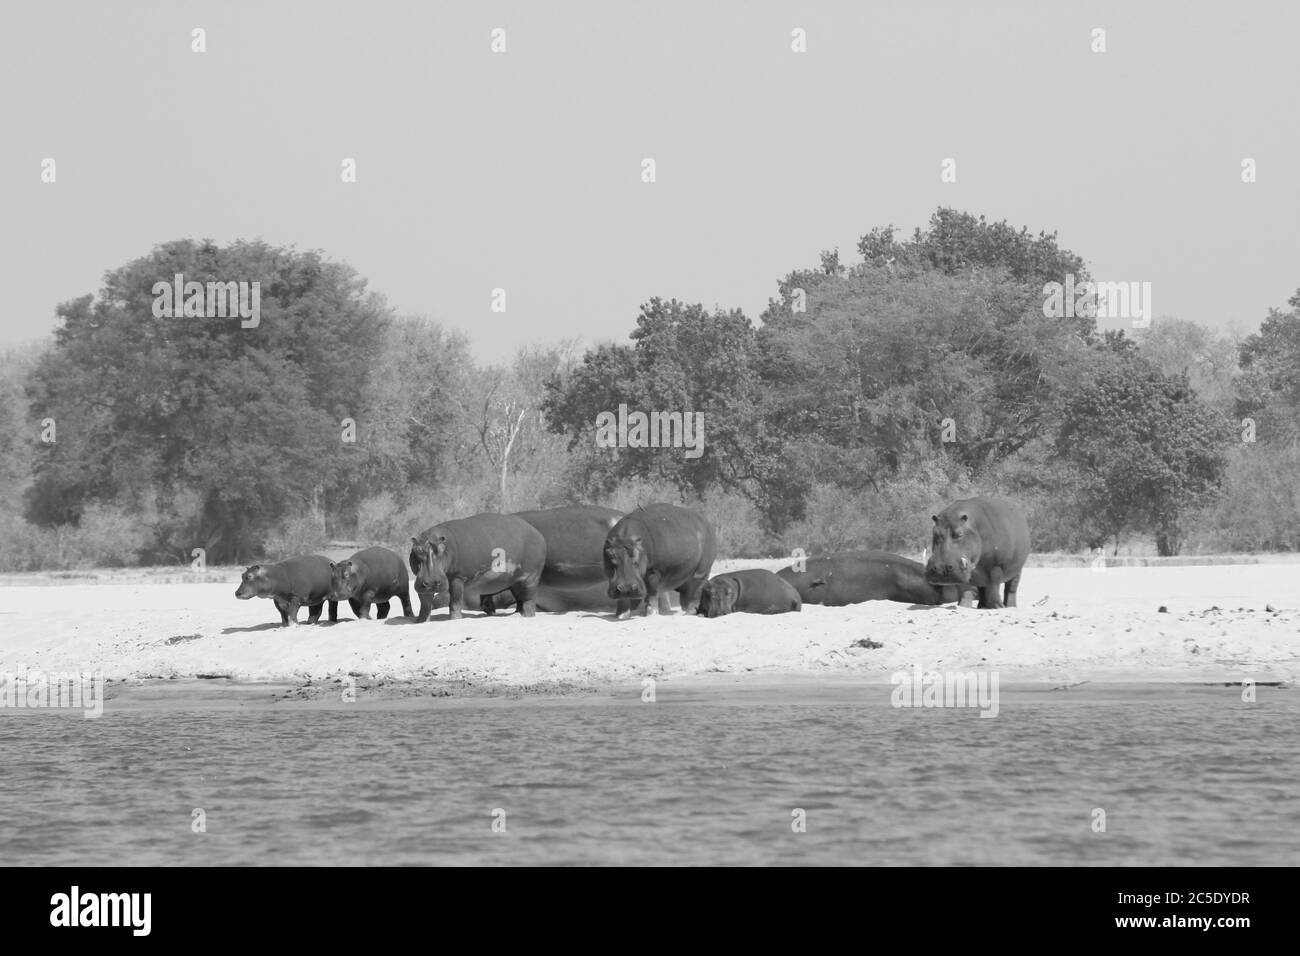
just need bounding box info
[957,586,978,608]
[329,600,338,622]
[615,597,635,621]
[654,590,672,615]
[677,577,705,614]
[980,568,1007,609]
[399,591,413,618]
[273,596,292,625]
[447,579,466,620]
[282,596,303,625]
[479,594,498,616]
[348,598,362,619]
[306,601,324,624]
[376,600,391,619]
[509,582,537,617]
[1003,573,1020,608]
[358,597,374,619]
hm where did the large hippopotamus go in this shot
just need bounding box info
[777,551,950,606]
[697,569,801,617]
[604,503,716,619]
[329,547,414,620]
[235,555,338,626]
[925,497,1030,608]
[409,513,547,620]
[502,506,623,613]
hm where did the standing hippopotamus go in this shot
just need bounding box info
[235,555,338,626]
[409,513,547,620]
[777,552,949,606]
[925,497,1030,608]
[507,506,623,613]
[697,569,801,617]
[329,547,414,620]
[604,503,716,619]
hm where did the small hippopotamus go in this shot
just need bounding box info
[925,497,1031,608]
[329,547,414,620]
[235,555,338,626]
[697,569,802,617]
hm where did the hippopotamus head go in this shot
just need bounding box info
[926,510,981,585]
[409,536,449,597]
[329,560,362,602]
[604,534,648,600]
[235,565,269,599]
[696,578,736,618]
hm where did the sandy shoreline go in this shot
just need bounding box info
[2,561,1297,704]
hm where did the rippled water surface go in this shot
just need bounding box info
[2,685,1296,865]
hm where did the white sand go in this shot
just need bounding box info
[2,561,1297,688]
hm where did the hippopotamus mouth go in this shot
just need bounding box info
[925,564,972,585]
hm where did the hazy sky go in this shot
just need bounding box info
[2,1,1297,360]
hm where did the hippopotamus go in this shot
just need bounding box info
[235,555,338,626]
[409,513,547,620]
[777,552,952,606]
[604,503,716,619]
[329,547,414,620]
[925,497,1030,608]
[697,569,802,617]
[503,506,623,613]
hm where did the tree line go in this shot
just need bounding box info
[2,211,1298,570]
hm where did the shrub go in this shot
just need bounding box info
[1185,443,1300,552]
[72,503,149,567]
[696,487,770,558]
[0,515,62,572]
[261,510,328,560]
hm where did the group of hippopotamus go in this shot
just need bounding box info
[235,497,1030,626]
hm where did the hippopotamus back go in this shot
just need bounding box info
[513,506,623,610]
[777,551,945,606]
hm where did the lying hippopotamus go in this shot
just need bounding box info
[604,503,716,619]
[925,496,1030,608]
[697,569,801,617]
[410,512,547,620]
[777,552,949,606]
[235,555,338,626]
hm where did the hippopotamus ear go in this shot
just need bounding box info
[931,515,938,524]
[329,561,336,570]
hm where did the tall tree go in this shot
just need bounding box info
[1237,288,1300,444]
[25,239,393,562]
[1054,356,1231,555]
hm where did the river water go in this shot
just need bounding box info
[1,684,1295,865]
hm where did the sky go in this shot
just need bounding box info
[1,0,1297,361]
